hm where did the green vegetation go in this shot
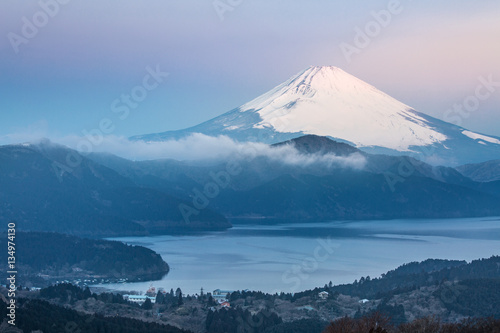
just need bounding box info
[225,256,500,326]
[39,283,127,305]
[263,318,329,333]
[324,313,500,333]
[435,278,500,318]
[0,232,169,286]
[0,143,230,236]
[206,307,282,333]
[314,256,500,299]
[0,298,191,333]
[1,254,499,331]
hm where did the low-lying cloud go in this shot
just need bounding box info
[1,132,366,169]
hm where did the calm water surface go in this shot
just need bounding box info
[95,217,500,295]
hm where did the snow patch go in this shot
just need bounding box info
[462,130,500,145]
[224,125,241,131]
[240,66,447,151]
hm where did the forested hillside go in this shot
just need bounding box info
[0,232,169,286]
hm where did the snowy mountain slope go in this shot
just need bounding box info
[131,66,500,165]
[239,66,447,151]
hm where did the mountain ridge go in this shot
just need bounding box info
[89,135,500,222]
[131,66,500,166]
[3,135,499,234]
[0,141,230,236]
[457,159,500,182]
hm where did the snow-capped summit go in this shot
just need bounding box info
[238,65,447,151]
[131,66,500,165]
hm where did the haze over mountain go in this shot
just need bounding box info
[0,141,230,236]
[2,135,500,235]
[457,160,500,183]
[132,66,500,166]
[90,135,500,222]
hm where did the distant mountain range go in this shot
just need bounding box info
[90,135,500,223]
[2,135,499,236]
[0,141,229,237]
[457,159,500,182]
[131,66,500,166]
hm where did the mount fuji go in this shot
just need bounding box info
[132,66,500,166]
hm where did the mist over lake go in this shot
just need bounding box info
[98,217,500,295]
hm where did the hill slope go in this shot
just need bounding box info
[91,135,500,221]
[0,141,230,236]
[456,159,500,182]
[0,232,170,286]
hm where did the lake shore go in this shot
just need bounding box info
[93,217,500,295]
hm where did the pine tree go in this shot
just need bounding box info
[83,286,92,299]
[142,298,153,310]
[156,291,165,304]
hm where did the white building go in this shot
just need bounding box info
[212,289,233,301]
[318,291,329,299]
[124,295,156,305]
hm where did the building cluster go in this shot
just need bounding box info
[122,286,236,308]
[123,294,157,305]
[123,285,158,304]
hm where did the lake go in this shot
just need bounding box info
[95,217,500,295]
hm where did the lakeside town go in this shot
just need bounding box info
[2,256,499,332]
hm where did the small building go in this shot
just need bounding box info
[359,299,369,304]
[124,295,156,305]
[221,301,231,308]
[212,289,233,301]
[318,291,329,299]
[145,285,156,297]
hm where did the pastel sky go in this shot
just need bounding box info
[1,0,499,144]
